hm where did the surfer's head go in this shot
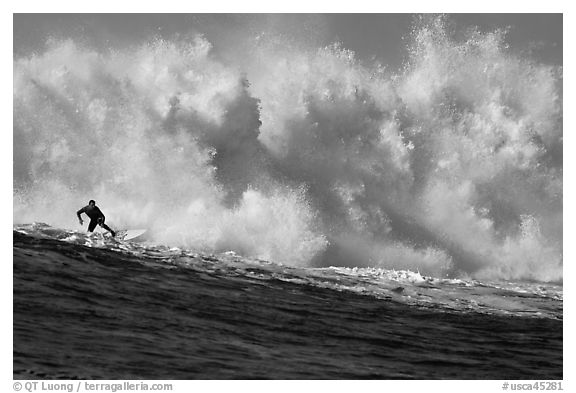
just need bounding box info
[89,200,96,206]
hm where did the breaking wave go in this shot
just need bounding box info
[13,16,562,282]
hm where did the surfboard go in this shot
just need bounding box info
[115,229,147,241]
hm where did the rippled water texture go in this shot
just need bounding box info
[14,226,562,379]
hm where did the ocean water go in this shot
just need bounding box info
[13,15,562,379]
[14,224,562,379]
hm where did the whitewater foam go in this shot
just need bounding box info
[13,16,562,282]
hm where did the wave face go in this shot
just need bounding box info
[14,223,564,320]
[13,16,562,281]
[13,225,563,379]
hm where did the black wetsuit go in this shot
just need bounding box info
[77,205,115,235]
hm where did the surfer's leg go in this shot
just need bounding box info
[99,222,116,237]
[88,219,98,232]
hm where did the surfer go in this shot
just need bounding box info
[77,200,116,237]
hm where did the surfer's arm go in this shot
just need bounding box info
[76,207,86,224]
[96,208,105,223]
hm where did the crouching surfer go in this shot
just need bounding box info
[77,200,116,237]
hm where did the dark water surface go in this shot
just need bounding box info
[13,230,562,379]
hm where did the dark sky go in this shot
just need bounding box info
[13,14,562,71]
